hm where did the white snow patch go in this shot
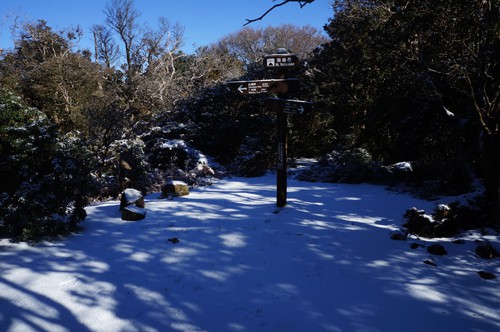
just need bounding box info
[393,161,413,172]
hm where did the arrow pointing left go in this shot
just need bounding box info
[238,85,247,93]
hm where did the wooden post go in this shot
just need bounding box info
[228,49,311,209]
[276,109,288,207]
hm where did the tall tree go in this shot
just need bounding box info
[104,0,141,82]
[313,0,499,221]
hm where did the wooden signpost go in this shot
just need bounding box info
[228,51,313,207]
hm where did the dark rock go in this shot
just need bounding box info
[424,259,437,267]
[477,271,496,280]
[168,237,180,244]
[427,244,448,255]
[433,204,450,221]
[475,242,497,259]
[390,230,407,240]
[122,206,146,221]
[410,243,420,249]
[403,207,435,237]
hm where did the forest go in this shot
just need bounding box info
[0,0,499,241]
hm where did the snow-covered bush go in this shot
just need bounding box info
[0,90,96,241]
[296,148,378,183]
[402,195,489,238]
[146,138,223,185]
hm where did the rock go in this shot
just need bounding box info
[389,230,407,240]
[403,207,435,236]
[119,188,146,221]
[477,271,496,280]
[120,188,145,210]
[423,259,437,267]
[161,180,189,199]
[192,163,215,177]
[475,242,497,259]
[427,244,448,255]
[122,205,146,221]
[433,204,450,221]
[410,243,422,249]
[167,237,180,244]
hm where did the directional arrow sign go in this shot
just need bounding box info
[263,54,299,69]
[265,98,313,115]
[228,78,300,95]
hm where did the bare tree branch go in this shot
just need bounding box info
[244,0,315,26]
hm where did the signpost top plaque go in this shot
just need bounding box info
[263,54,299,69]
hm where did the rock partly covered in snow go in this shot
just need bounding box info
[122,205,146,221]
[387,161,413,173]
[119,188,146,221]
[120,188,145,210]
[161,180,189,199]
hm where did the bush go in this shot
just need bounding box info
[296,148,378,183]
[228,136,274,177]
[0,90,95,241]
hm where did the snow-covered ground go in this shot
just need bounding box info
[1,174,499,332]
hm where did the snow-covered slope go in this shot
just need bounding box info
[1,174,499,331]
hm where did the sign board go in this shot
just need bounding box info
[265,98,313,115]
[228,78,299,95]
[263,54,299,69]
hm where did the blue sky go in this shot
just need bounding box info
[0,0,333,54]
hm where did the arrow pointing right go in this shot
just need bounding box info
[265,98,313,115]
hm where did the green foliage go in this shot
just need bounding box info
[310,0,499,196]
[0,90,96,241]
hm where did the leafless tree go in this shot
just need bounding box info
[91,24,119,68]
[138,18,185,107]
[101,0,186,115]
[217,24,327,65]
[104,0,141,80]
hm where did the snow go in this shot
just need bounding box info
[167,180,188,186]
[1,174,499,332]
[122,188,143,205]
[161,139,186,150]
[123,205,146,215]
[392,161,413,172]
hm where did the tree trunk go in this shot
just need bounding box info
[482,133,500,225]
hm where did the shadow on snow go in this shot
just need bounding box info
[0,176,498,331]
